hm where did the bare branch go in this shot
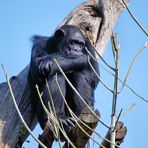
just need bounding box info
[122,0,148,37]
[54,59,110,129]
[2,65,47,148]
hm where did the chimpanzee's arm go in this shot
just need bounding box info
[47,53,88,75]
[37,52,88,77]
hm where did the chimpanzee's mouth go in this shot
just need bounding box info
[66,50,83,56]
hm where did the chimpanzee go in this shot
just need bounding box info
[28,25,99,147]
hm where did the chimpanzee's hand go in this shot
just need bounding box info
[38,58,52,77]
[59,117,75,133]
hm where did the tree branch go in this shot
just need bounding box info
[0,0,131,147]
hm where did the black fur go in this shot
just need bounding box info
[28,25,99,147]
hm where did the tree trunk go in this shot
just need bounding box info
[0,0,130,147]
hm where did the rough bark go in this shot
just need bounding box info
[71,108,100,147]
[0,0,130,147]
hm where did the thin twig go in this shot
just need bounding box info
[86,47,148,103]
[111,35,120,117]
[54,59,110,129]
[113,109,123,132]
[92,47,115,71]
[36,84,75,148]
[1,65,47,148]
[110,34,120,148]
[111,34,116,64]
[45,79,58,118]
[45,78,76,148]
[85,47,114,92]
[100,63,148,103]
[122,0,148,37]
[55,75,119,148]
[35,85,59,140]
[121,103,136,117]
[118,42,148,94]
[86,41,148,102]
[87,57,114,93]
[86,36,115,71]
[55,74,102,147]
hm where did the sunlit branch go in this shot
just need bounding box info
[45,79,58,118]
[36,85,59,140]
[100,64,148,103]
[87,56,114,93]
[110,34,120,148]
[118,42,148,94]
[55,75,120,148]
[121,103,136,117]
[36,84,75,148]
[53,59,110,129]
[55,74,102,147]
[88,47,115,71]
[2,65,47,148]
[113,109,123,132]
[86,44,148,103]
[122,0,148,37]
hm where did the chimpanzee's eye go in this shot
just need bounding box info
[69,40,84,48]
[79,43,84,48]
[70,40,75,46]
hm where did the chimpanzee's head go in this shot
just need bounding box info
[54,25,85,57]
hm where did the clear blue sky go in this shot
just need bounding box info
[0,1,148,148]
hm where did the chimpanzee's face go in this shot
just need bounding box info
[67,31,85,56]
[54,25,85,57]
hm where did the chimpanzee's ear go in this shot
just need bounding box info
[54,29,66,39]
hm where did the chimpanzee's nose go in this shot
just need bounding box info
[74,48,78,52]
[74,47,80,52]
